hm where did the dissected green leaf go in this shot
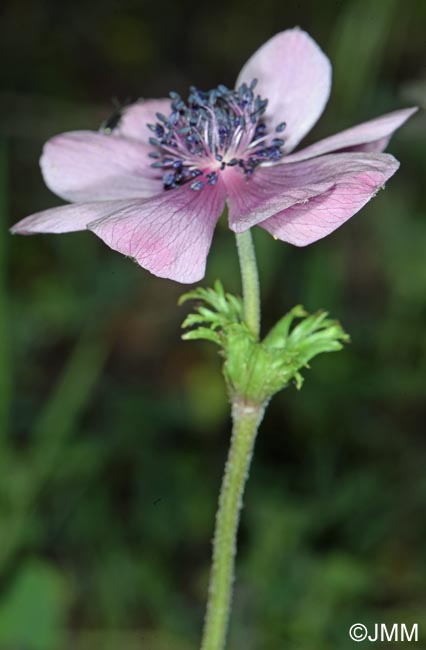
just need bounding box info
[180,283,349,404]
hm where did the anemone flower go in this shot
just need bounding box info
[11,29,416,283]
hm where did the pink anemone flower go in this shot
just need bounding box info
[11,29,416,283]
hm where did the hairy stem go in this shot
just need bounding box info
[200,399,265,650]
[235,230,261,339]
[200,228,264,649]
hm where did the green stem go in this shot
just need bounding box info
[235,230,261,339]
[200,398,265,650]
[200,229,264,649]
[201,225,265,650]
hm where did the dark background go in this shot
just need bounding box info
[1,0,425,648]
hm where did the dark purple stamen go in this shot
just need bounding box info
[146,80,286,191]
[191,180,204,191]
[206,172,218,186]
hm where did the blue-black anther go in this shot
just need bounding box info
[190,180,204,191]
[163,172,175,186]
[206,172,218,186]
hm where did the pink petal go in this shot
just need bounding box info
[115,99,172,143]
[88,181,227,283]
[259,152,399,246]
[236,29,331,153]
[284,107,418,163]
[10,199,137,234]
[225,165,334,232]
[41,131,163,203]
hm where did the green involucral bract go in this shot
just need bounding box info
[179,281,350,405]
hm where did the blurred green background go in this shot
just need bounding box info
[1,0,426,648]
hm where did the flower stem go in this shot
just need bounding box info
[200,228,264,649]
[235,230,261,339]
[200,398,265,650]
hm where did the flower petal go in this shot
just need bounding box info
[41,131,163,203]
[116,98,172,143]
[88,181,227,283]
[259,152,399,246]
[236,29,332,153]
[284,107,418,163]
[10,199,136,234]
[225,166,334,232]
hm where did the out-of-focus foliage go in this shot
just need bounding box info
[1,0,425,648]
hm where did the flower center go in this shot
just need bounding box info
[147,80,286,191]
